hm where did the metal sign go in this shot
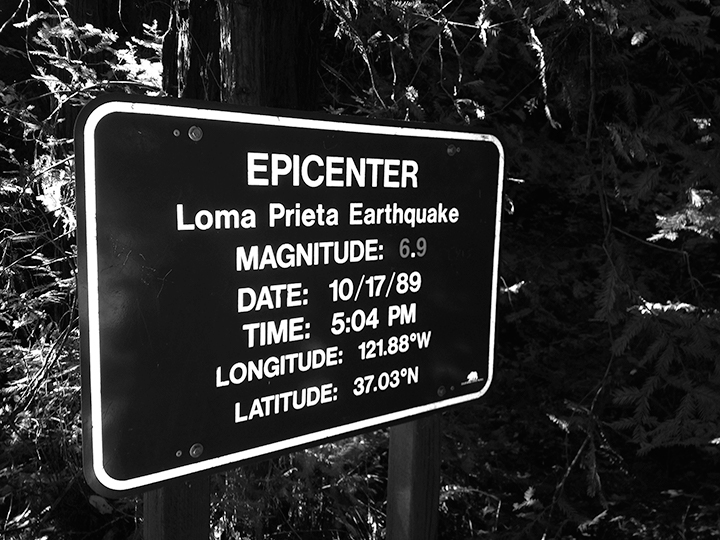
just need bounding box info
[76,95,504,497]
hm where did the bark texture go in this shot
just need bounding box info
[164,0,321,109]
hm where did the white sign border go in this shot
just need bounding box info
[81,99,504,494]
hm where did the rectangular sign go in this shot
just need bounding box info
[75,95,504,496]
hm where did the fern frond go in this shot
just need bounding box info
[612,83,637,123]
[687,324,715,360]
[693,386,720,421]
[627,166,661,204]
[557,491,586,524]
[635,375,661,423]
[583,440,601,498]
[654,13,716,52]
[594,263,618,322]
[613,386,642,406]
[655,344,676,376]
[640,333,668,367]
[677,392,696,421]
[608,417,640,431]
[611,311,648,356]
[633,423,648,447]
[606,123,632,163]
[644,417,681,447]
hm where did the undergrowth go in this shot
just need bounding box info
[2,0,720,539]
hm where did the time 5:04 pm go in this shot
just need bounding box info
[330,308,379,335]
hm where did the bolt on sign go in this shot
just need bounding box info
[75,95,504,497]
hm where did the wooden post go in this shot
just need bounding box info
[143,476,210,540]
[386,414,441,540]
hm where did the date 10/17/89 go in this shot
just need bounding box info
[328,271,421,302]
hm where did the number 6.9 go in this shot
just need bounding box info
[399,237,427,258]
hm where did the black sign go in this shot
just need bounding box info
[76,95,504,496]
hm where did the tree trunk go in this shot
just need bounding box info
[164,0,321,109]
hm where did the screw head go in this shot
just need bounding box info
[447,144,460,156]
[189,443,204,458]
[437,386,447,397]
[188,126,204,142]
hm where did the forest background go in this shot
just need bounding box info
[1,0,720,538]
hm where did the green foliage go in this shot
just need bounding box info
[3,0,720,538]
[611,301,720,454]
[323,0,720,535]
[1,2,162,537]
[650,187,720,241]
[319,0,720,528]
[211,434,387,539]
